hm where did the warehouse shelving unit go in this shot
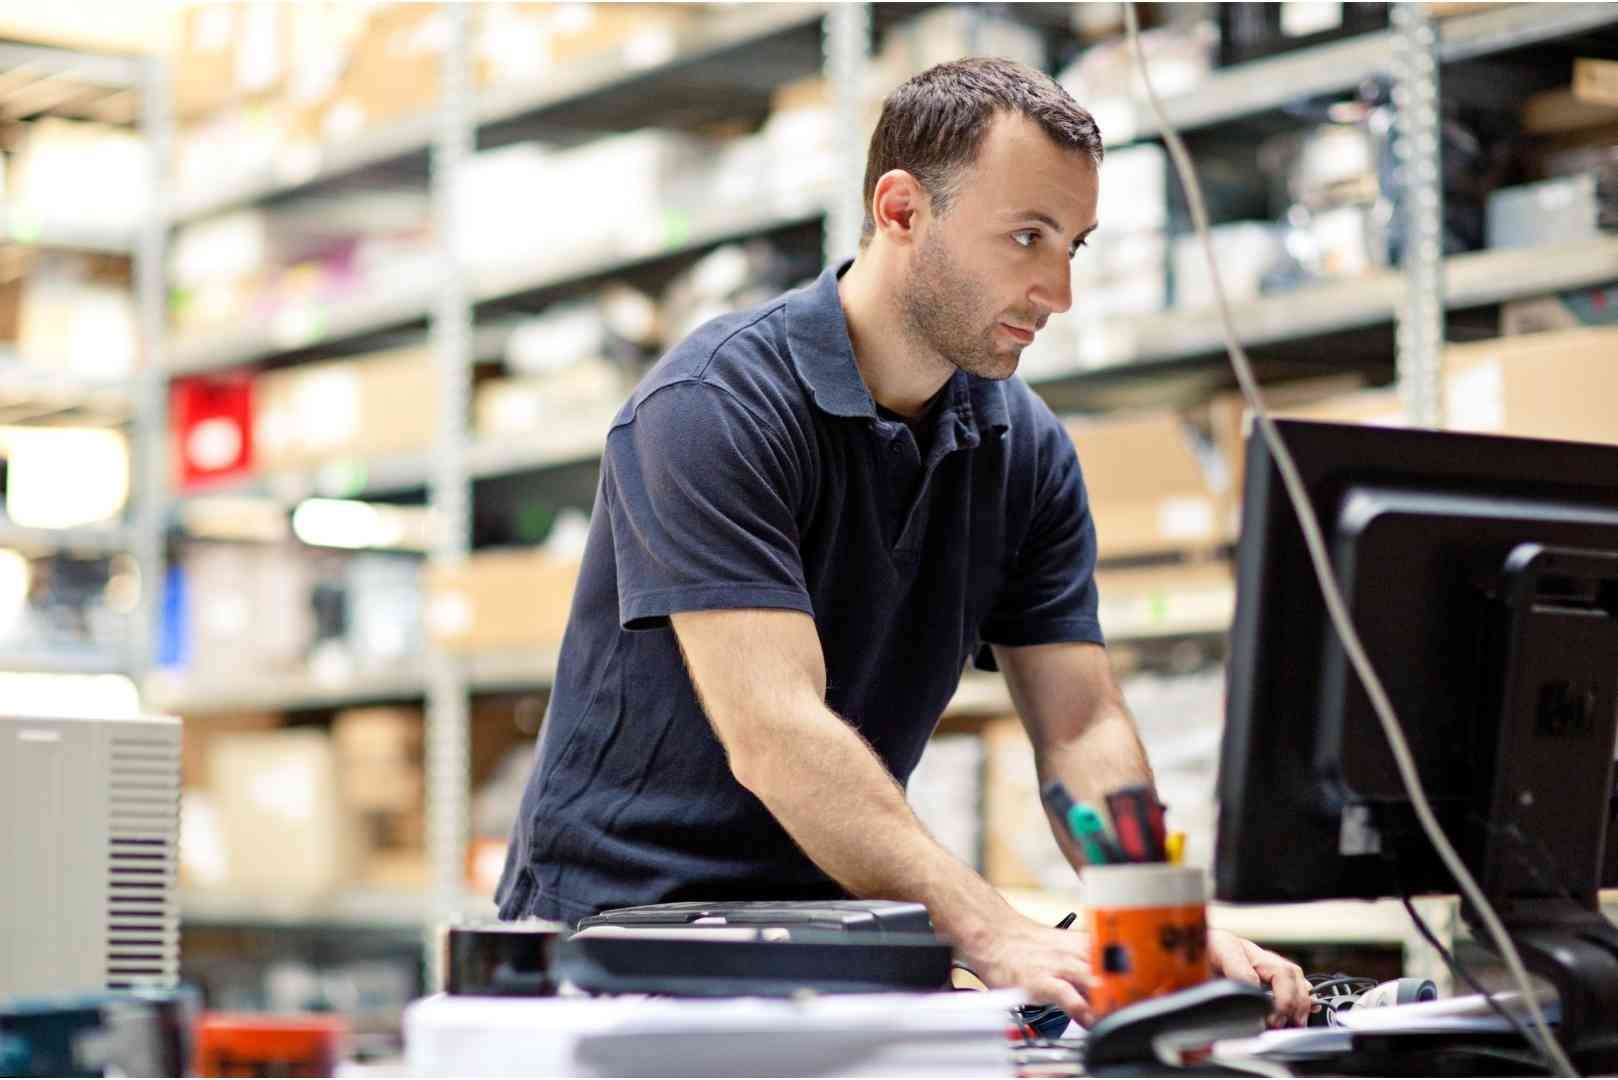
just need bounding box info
[139,3,1618,968]
[1111,1,1618,142]
[167,3,829,224]
[0,39,155,692]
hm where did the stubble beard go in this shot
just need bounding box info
[897,231,1021,382]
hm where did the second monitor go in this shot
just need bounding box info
[1215,418,1618,1061]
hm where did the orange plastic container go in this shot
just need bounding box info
[194,1013,348,1077]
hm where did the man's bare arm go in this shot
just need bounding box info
[994,640,1312,1025]
[995,641,1152,823]
[673,607,1095,1019]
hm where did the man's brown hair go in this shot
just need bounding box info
[860,57,1103,246]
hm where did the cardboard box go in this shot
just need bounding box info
[179,712,280,791]
[424,548,581,654]
[472,366,626,440]
[173,5,241,120]
[253,345,436,472]
[173,3,291,121]
[334,706,424,815]
[325,4,448,136]
[1066,411,1234,560]
[1574,58,1618,108]
[1521,88,1618,136]
[0,274,20,343]
[771,75,829,115]
[1217,328,1618,496]
[544,3,698,69]
[1207,373,1381,495]
[210,730,362,897]
[1442,327,1618,445]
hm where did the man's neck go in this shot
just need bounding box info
[837,252,956,420]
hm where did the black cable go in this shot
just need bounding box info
[1398,892,1556,1070]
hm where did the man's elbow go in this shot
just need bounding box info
[723,738,776,798]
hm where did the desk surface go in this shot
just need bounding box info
[1002,886,1618,946]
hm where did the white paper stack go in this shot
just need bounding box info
[405,990,1020,1077]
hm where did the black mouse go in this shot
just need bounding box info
[1085,979,1271,1069]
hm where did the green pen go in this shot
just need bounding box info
[1040,779,1123,865]
[1068,802,1120,865]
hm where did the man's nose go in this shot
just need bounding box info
[1029,258,1072,316]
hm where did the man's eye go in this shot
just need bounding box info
[1012,231,1038,248]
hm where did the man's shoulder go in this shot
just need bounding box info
[617,289,810,429]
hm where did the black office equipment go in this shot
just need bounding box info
[1217,419,1618,1068]
[443,921,566,997]
[1084,979,1270,1070]
[555,930,953,997]
[576,899,933,936]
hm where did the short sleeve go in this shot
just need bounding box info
[976,421,1104,664]
[604,380,814,630]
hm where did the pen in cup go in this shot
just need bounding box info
[1039,779,1124,865]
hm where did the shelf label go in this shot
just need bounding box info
[662,209,693,251]
[271,303,328,349]
[314,460,368,498]
[1158,496,1217,541]
[6,212,41,245]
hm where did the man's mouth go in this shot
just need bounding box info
[1000,323,1035,344]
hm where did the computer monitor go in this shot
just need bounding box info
[1215,418,1618,1058]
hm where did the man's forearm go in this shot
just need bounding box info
[1036,702,1155,842]
[731,694,1012,952]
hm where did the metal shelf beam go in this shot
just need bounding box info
[1030,235,1618,386]
[0,208,134,255]
[165,202,827,376]
[143,653,559,717]
[0,648,134,676]
[180,888,497,930]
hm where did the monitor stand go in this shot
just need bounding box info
[1483,900,1618,1070]
[1469,544,1618,1070]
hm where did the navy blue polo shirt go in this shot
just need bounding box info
[496,260,1104,925]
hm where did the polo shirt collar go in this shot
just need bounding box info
[784,259,1013,438]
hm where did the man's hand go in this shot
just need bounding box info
[959,914,1096,1026]
[1208,928,1313,1027]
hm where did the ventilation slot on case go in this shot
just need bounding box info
[106,740,180,990]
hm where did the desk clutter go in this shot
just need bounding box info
[0,904,1585,1077]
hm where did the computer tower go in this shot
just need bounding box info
[1,714,182,998]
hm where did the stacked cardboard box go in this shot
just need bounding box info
[424,548,582,656]
[1066,410,1235,561]
[335,706,427,889]
[209,729,364,898]
[253,346,437,473]
[1215,327,1618,497]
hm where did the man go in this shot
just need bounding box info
[498,57,1312,1027]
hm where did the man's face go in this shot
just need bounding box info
[896,111,1099,381]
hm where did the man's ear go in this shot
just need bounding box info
[870,169,928,245]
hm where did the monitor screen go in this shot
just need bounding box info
[1213,417,1618,1056]
[1216,419,1618,906]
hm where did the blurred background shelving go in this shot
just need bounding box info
[5,0,1618,1043]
